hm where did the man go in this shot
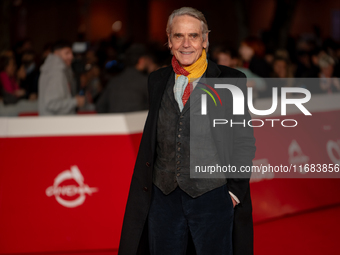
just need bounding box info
[119,7,256,255]
[96,44,156,113]
[38,41,85,115]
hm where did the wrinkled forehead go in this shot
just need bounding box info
[170,15,202,35]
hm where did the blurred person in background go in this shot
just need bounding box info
[295,50,312,77]
[95,43,155,113]
[216,48,237,68]
[322,38,340,77]
[79,63,102,105]
[217,48,266,99]
[239,36,272,77]
[298,48,322,78]
[19,50,39,101]
[271,57,294,79]
[263,56,295,97]
[40,43,53,65]
[38,41,85,115]
[334,44,340,77]
[0,54,26,105]
[73,47,102,107]
[13,39,33,68]
[318,54,340,94]
[85,49,99,66]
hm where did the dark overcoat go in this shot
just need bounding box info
[118,59,256,255]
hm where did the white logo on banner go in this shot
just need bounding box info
[288,140,309,173]
[327,140,340,164]
[46,166,98,208]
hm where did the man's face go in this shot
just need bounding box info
[54,47,73,66]
[168,15,207,66]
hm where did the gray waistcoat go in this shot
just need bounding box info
[153,71,227,198]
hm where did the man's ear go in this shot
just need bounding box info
[167,34,172,49]
[203,32,209,49]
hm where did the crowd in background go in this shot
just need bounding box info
[0,31,339,116]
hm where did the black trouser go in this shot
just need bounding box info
[148,183,234,255]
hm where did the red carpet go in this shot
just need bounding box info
[11,205,340,255]
[254,204,340,255]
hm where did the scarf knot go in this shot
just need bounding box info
[172,49,207,111]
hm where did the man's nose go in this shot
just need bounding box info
[182,36,190,48]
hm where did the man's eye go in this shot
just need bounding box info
[190,34,199,40]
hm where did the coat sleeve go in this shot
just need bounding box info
[147,71,156,108]
[227,72,256,204]
[44,72,77,114]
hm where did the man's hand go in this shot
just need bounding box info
[230,195,237,208]
[75,95,85,107]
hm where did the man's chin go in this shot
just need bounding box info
[178,59,195,67]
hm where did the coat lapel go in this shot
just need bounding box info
[150,66,173,113]
[206,59,221,78]
[148,66,173,157]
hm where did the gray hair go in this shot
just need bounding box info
[166,7,210,52]
[318,54,335,68]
